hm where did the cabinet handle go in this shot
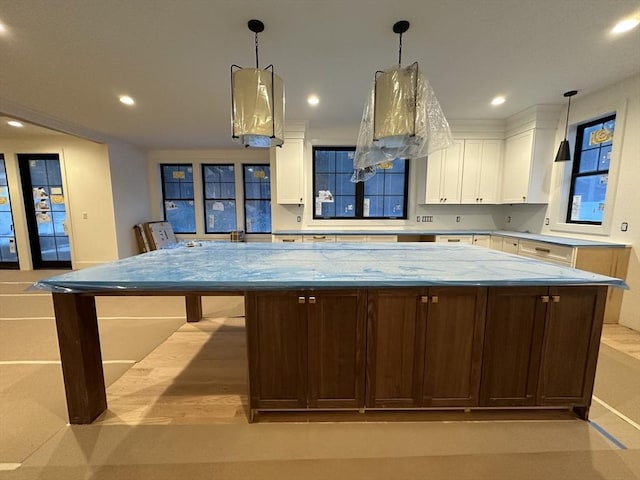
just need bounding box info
[447,239,461,243]
[535,247,551,253]
[282,239,296,243]
[312,236,326,240]
[476,198,479,202]
[480,198,483,202]
[541,295,550,303]
[431,295,439,303]
[552,295,560,303]
[522,196,526,201]
[308,296,316,304]
[420,295,429,303]
[444,198,447,202]
[298,296,306,304]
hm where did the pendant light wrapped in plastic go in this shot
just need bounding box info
[231,65,284,148]
[352,21,452,182]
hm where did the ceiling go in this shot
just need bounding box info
[0,0,639,149]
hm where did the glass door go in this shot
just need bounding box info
[0,155,19,268]
[18,154,71,269]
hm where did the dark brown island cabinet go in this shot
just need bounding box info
[245,285,607,422]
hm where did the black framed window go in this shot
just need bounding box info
[160,164,195,233]
[243,165,271,233]
[566,114,615,225]
[202,164,237,233]
[312,147,409,219]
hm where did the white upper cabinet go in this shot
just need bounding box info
[460,139,502,204]
[275,137,304,204]
[500,126,556,204]
[424,140,464,204]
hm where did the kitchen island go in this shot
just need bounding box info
[35,242,626,424]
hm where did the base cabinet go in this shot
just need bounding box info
[246,290,366,412]
[246,285,606,420]
[480,286,606,414]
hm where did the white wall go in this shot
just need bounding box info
[107,141,151,258]
[0,134,119,269]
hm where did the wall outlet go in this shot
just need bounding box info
[544,217,549,225]
[296,216,301,223]
[456,216,461,223]
[425,216,433,222]
[416,216,421,222]
[507,216,512,223]
[621,222,628,232]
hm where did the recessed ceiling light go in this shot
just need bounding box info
[7,120,23,128]
[491,96,506,106]
[612,17,639,34]
[119,95,135,106]
[307,95,320,106]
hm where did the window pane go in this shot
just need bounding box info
[315,174,336,196]
[384,195,405,217]
[569,174,607,223]
[365,196,383,217]
[335,172,356,197]
[56,236,71,261]
[180,183,194,198]
[162,164,195,233]
[165,200,196,233]
[335,196,356,217]
[384,174,405,196]
[245,200,271,233]
[578,149,599,173]
[315,150,335,173]
[164,182,180,198]
[363,174,384,196]
[205,200,237,233]
[599,145,612,171]
[335,151,353,173]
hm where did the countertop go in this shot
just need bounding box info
[273,230,626,248]
[35,242,626,293]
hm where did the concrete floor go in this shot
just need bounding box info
[0,269,639,479]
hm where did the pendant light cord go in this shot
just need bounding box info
[564,95,572,138]
[255,31,259,68]
[398,32,403,66]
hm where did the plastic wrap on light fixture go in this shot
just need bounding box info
[231,66,284,148]
[352,63,452,181]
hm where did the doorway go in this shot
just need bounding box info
[18,154,71,269]
[0,155,19,268]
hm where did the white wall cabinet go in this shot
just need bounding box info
[424,140,464,204]
[460,140,502,204]
[275,137,304,204]
[501,128,555,204]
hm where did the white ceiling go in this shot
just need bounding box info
[0,0,639,149]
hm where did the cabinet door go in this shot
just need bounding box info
[501,130,533,203]
[480,287,547,406]
[422,287,486,407]
[308,290,366,408]
[440,140,464,204]
[275,138,304,204]
[460,140,482,204]
[245,291,308,409]
[425,149,444,204]
[366,289,427,408]
[537,286,606,406]
[476,140,502,204]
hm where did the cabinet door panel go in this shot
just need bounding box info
[308,290,366,408]
[460,140,482,204]
[477,140,501,203]
[480,287,547,406]
[502,130,533,203]
[422,287,486,407]
[425,150,444,204]
[246,292,307,409]
[441,140,463,203]
[537,286,606,405]
[366,289,427,407]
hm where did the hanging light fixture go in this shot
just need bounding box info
[231,19,284,148]
[554,90,578,162]
[352,20,452,182]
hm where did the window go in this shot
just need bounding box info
[566,115,615,225]
[160,164,195,233]
[312,147,409,219]
[202,164,237,233]
[243,165,271,233]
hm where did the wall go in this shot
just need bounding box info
[107,141,151,258]
[0,134,120,269]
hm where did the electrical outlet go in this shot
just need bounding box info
[545,217,549,225]
[456,216,461,223]
[426,216,433,222]
[416,216,421,222]
[421,215,428,222]
[296,216,301,222]
[507,216,512,223]
[621,222,628,232]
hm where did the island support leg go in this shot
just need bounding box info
[52,293,107,424]
[185,295,203,322]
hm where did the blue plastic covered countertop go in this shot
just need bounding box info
[33,242,627,294]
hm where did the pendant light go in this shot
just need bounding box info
[230,19,284,148]
[352,20,452,181]
[554,90,578,162]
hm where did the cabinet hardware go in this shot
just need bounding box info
[476,198,479,202]
[313,236,326,240]
[420,295,429,303]
[431,295,439,303]
[448,239,460,242]
[283,239,296,242]
[535,247,551,253]
[552,295,560,303]
[541,295,550,303]
[309,296,316,304]
[480,198,483,202]
[298,296,306,304]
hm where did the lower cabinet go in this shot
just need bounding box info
[366,287,487,408]
[480,286,606,415]
[246,285,606,420]
[245,290,366,412]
